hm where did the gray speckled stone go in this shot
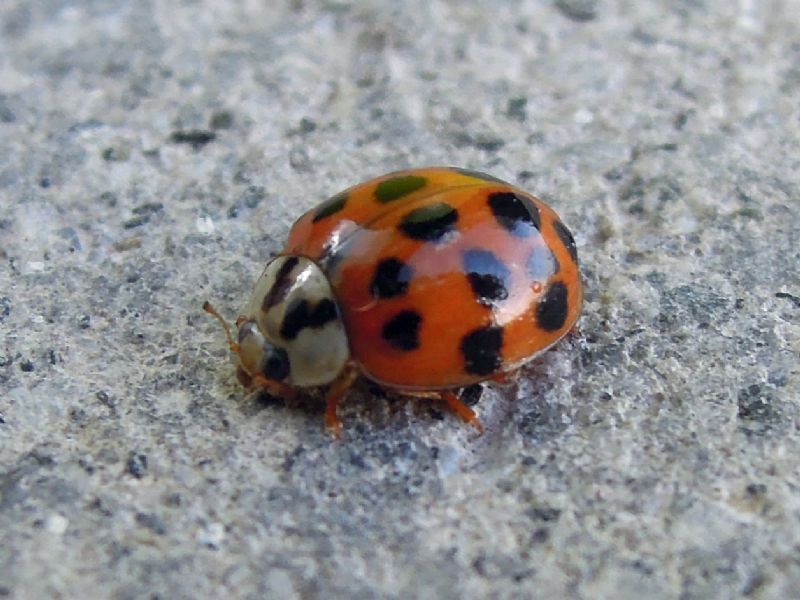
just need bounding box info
[1,1,799,598]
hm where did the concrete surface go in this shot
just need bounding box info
[1,1,799,598]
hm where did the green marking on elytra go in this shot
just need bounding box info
[313,191,348,222]
[375,175,428,203]
[403,202,453,224]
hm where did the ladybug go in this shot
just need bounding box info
[204,167,582,435]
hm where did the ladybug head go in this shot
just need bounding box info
[204,255,350,389]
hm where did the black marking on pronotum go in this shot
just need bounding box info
[381,310,422,351]
[536,282,569,331]
[262,346,290,380]
[488,192,540,236]
[399,202,458,241]
[375,175,428,203]
[460,326,504,375]
[280,298,338,340]
[262,257,300,311]
[527,246,559,282]
[462,248,510,305]
[313,192,348,222]
[371,258,413,299]
[448,167,509,184]
[552,219,578,264]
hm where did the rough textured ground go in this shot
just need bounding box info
[1,1,799,598]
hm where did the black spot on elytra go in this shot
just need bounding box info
[462,249,510,305]
[460,326,503,375]
[280,298,338,340]
[263,346,290,380]
[262,257,299,310]
[488,192,540,236]
[375,175,427,203]
[552,219,578,264]
[527,247,559,282]
[536,282,569,331]
[449,167,509,184]
[399,202,458,241]
[382,310,422,351]
[371,258,413,298]
[313,192,348,222]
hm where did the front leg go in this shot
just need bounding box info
[324,364,359,437]
[250,372,298,403]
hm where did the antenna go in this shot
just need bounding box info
[202,301,240,353]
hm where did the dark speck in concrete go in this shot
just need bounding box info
[775,292,800,308]
[48,349,60,365]
[738,384,782,434]
[123,215,150,229]
[126,453,148,478]
[531,528,550,543]
[555,0,598,22]
[526,507,562,522]
[0,102,15,123]
[101,146,129,162]
[506,97,527,122]
[135,512,167,535]
[289,147,312,172]
[228,185,265,218]
[0,297,10,322]
[209,110,234,129]
[132,202,164,216]
[745,483,767,497]
[299,117,317,133]
[282,446,306,472]
[658,284,730,331]
[99,191,118,206]
[95,390,114,408]
[674,111,691,129]
[169,129,216,148]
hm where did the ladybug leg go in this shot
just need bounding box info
[324,364,359,438]
[489,371,513,384]
[250,372,298,403]
[439,390,485,433]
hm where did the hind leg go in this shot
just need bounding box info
[439,390,484,433]
[399,389,485,433]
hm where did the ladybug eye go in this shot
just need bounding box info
[263,345,290,381]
